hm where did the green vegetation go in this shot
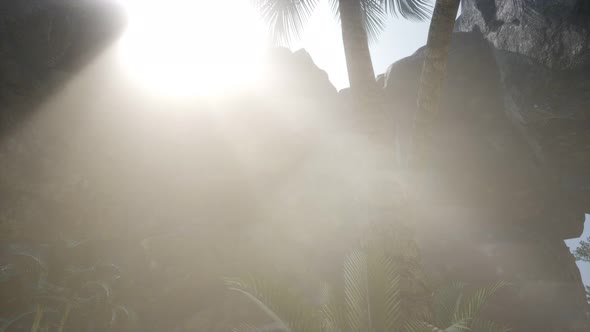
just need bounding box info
[225,223,509,332]
[573,236,590,263]
[572,236,590,302]
[225,245,509,332]
[0,239,136,332]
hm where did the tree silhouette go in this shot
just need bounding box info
[252,0,432,99]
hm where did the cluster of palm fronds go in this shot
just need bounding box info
[0,238,136,332]
[251,0,432,45]
[225,224,510,332]
[226,254,509,332]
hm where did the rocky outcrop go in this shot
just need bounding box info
[456,0,590,69]
[453,1,590,238]
[382,30,589,331]
[380,2,590,330]
[261,47,337,98]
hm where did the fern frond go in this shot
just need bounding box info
[405,320,445,332]
[444,318,471,332]
[432,282,465,328]
[343,249,368,332]
[225,276,318,332]
[453,281,509,327]
[365,246,403,332]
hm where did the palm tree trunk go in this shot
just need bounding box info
[338,0,377,101]
[413,0,460,163]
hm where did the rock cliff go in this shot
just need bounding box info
[378,1,590,330]
[383,30,588,332]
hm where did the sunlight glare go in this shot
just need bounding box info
[117,0,266,97]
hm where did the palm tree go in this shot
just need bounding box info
[412,0,459,162]
[252,0,432,100]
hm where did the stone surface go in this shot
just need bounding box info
[261,47,337,98]
[456,0,590,69]
[381,17,590,332]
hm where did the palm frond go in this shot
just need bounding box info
[225,276,318,332]
[382,0,433,21]
[453,281,509,327]
[327,0,387,43]
[362,0,388,43]
[405,320,445,332]
[319,283,347,332]
[252,0,320,45]
[444,318,471,332]
[342,249,368,332]
[432,282,465,328]
[365,246,402,332]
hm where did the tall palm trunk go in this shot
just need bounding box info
[338,0,377,101]
[413,0,460,162]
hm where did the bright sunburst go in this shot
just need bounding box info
[116,0,266,97]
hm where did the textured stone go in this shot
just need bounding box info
[456,0,590,69]
[261,47,337,98]
[382,29,589,331]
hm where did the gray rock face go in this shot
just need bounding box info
[262,47,337,98]
[382,30,589,332]
[456,0,590,69]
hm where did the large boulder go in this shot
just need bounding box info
[455,0,590,69]
[381,10,590,331]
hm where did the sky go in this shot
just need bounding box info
[113,0,590,286]
[289,1,431,89]
[115,0,431,93]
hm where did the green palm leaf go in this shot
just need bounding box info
[252,0,320,45]
[453,281,509,326]
[255,0,432,45]
[432,282,465,328]
[405,320,445,332]
[365,245,403,332]
[225,276,319,332]
[382,0,432,20]
[342,249,368,332]
[360,0,387,43]
[327,0,388,42]
[443,318,471,332]
[319,283,348,332]
[340,245,405,332]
